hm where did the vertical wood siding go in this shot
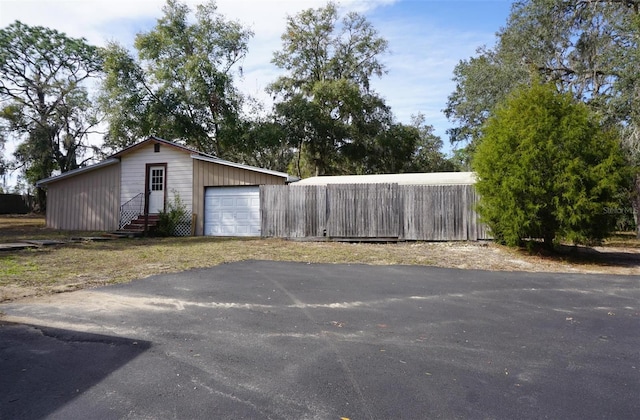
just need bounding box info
[192,159,286,235]
[45,163,121,231]
[120,143,193,213]
[260,183,491,241]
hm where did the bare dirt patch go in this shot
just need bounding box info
[407,241,640,275]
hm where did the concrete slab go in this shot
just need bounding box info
[0,242,38,251]
[23,240,66,247]
[69,236,117,242]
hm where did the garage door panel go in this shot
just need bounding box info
[221,197,236,207]
[235,197,251,207]
[235,212,250,221]
[204,186,260,236]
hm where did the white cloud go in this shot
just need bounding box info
[0,0,503,188]
[0,0,492,133]
[368,12,496,146]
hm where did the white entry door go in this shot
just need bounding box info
[204,186,260,236]
[148,165,165,213]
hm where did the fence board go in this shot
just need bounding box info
[261,183,489,241]
[286,185,326,237]
[401,184,482,240]
[260,185,287,237]
[326,184,398,238]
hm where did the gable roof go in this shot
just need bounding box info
[36,158,120,187]
[109,136,214,158]
[36,136,295,186]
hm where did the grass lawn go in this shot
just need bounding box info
[1,215,638,302]
[0,215,442,301]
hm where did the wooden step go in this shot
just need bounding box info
[119,214,161,235]
[127,221,158,228]
[105,230,143,238]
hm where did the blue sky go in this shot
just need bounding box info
[0,0,514,186]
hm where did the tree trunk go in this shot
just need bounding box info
[35,187,46,213]
[632,173,640,239]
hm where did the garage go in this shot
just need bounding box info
[204,186,261,236]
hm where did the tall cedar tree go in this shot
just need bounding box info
[473,82,630,248]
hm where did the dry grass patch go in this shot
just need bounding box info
[604,232,640,248]
[0,214,102,241]
[1,215,638,303]
[0,237,433,301]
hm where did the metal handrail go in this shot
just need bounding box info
[119,193,144,229]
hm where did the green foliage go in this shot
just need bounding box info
[359,114,455,174]
[100,0,252,156]
[271,2,450,177]
[448,146,475,172]
[271,2,387,95]
[270,3,383,176]
[0,125,12,184]
[222,99,293,173]
[445,0,640,147]
[0,21,102,209]
[445,48,530,145]
[446,0,640,237]
[156,192,188,237]
[473,82,631,247]
[236,119,293,173]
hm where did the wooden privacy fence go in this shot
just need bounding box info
[260,183,491,241]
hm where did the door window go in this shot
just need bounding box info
[151,169,164,191]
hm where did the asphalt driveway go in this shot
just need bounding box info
[1,261,638,419]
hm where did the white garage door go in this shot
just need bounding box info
[204,186,261,236]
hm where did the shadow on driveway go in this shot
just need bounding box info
[0,321,150,419]
[0,262,638,419]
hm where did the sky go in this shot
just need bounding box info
[0,0,514,187]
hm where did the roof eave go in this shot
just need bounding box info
[36,158,120,187]
[190,154,291,179]
[292,172,477,186]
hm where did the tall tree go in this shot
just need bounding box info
[231,100,293,173]
[445,0,640,233]
[100,0,252,156]
[474,82,630,248]
[0,21,102,209]
[446,0,640,144]
[610,9,640,224]
[0,125,9,191]
[360,114,455,174]
[270,2,392,176]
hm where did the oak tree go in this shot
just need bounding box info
[445,0,640,234]
[100,0,252,157]
[270,2,392,176]
[0,21,102,208]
